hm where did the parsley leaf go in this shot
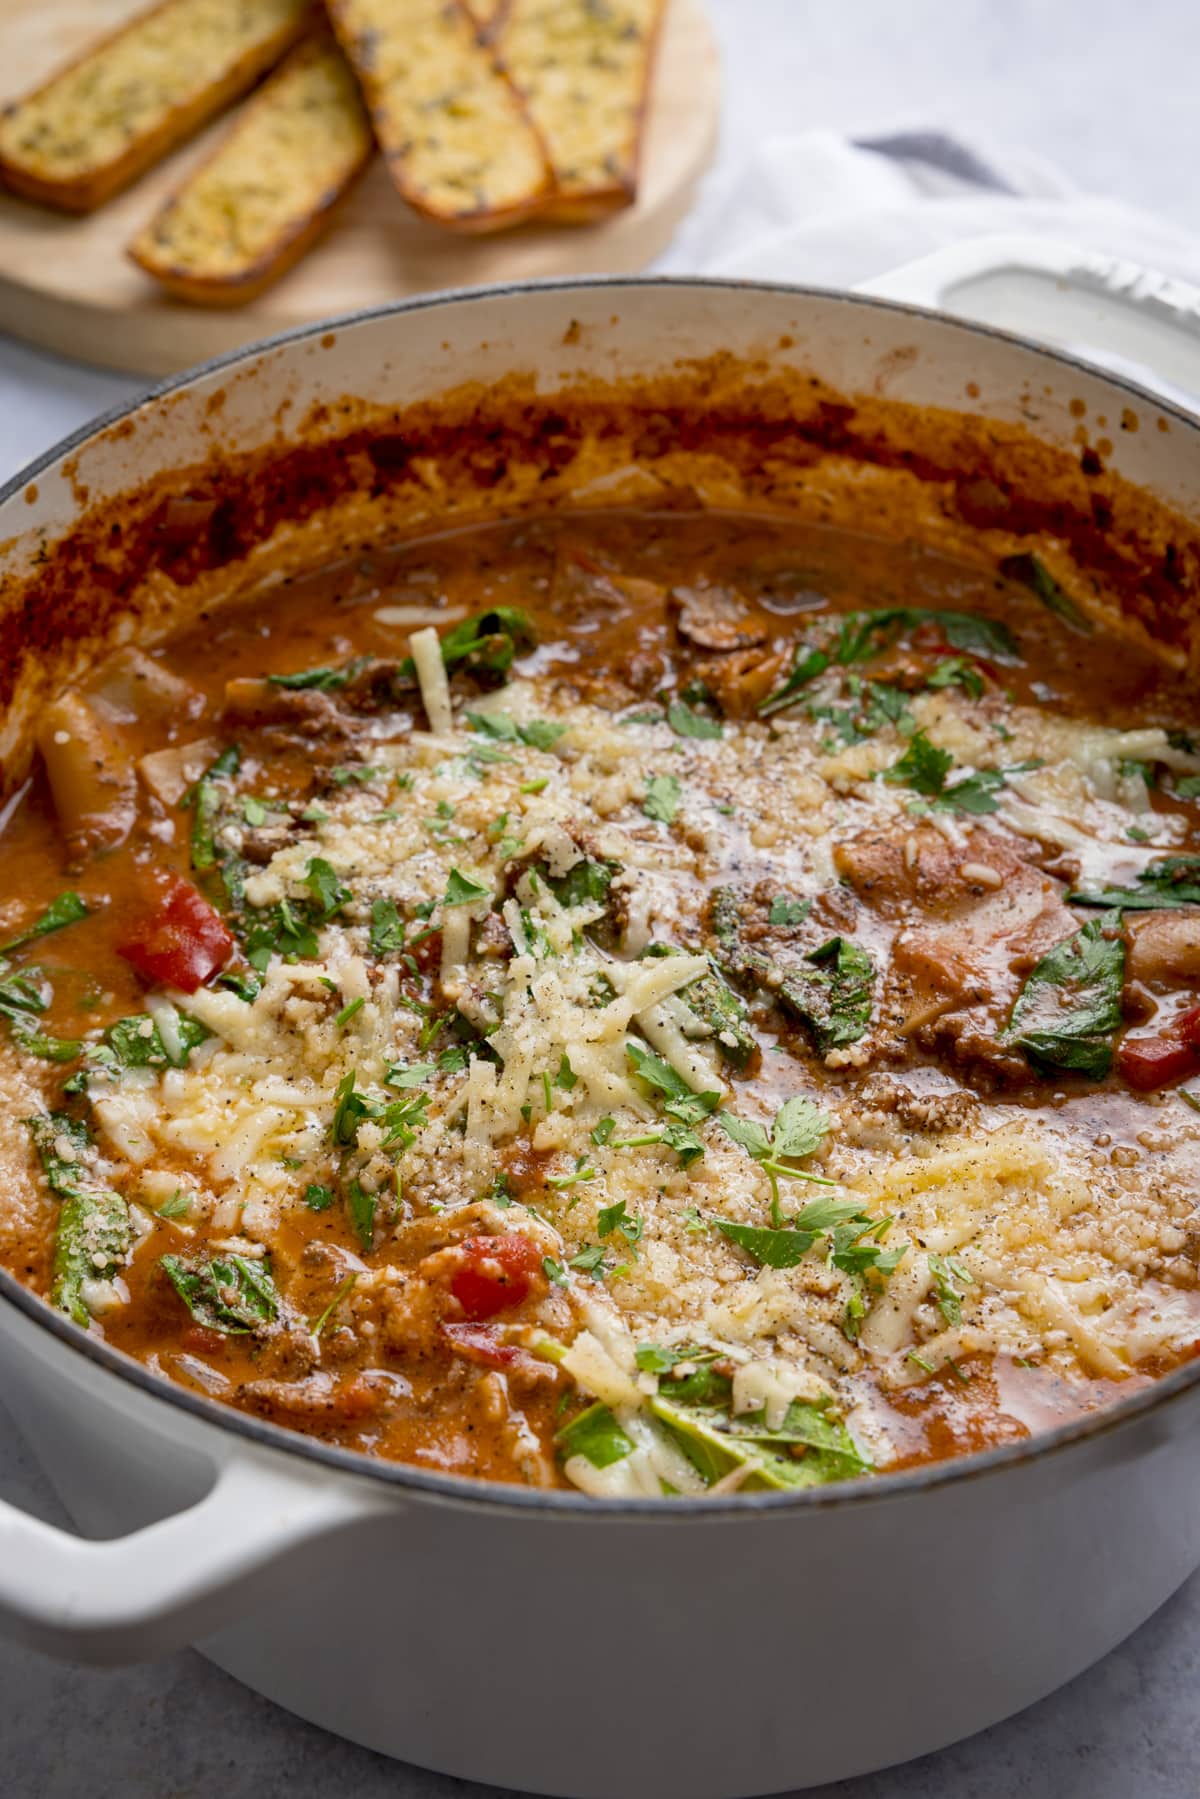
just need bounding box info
[443,867,490,908]
[304,857,351,922]
[883,729,954,796]
[667,700,723,740]
[466,710,568,750]
[597,1197,643,1244]
[568,1243,608,1275]
[768,895,810,928]
[1004,919,1125,1078]
[715,1197,880,1268]
[719,1096,833,1218]
[626,1042,719,1127]
[304,1183,335,1212]
[926,657,985,699]
[643,774,682,824]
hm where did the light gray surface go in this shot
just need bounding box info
[3,0,1200,1792]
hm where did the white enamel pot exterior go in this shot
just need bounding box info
[3,252,1200,1798]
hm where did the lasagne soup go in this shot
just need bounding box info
[3,507,1199,1497]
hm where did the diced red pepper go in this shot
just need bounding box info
[449,1233,542,1321]
[1176,1005,1200,1048]
[181,1324,226,1356]
[117,870,233,993]
[1118,1032,1200,1091]
[442,1322,523,1368]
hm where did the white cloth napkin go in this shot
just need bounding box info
[658,127,1200,292]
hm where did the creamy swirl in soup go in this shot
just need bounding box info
[3,507,1199,1494]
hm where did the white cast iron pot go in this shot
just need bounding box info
[2,241,1200,1799]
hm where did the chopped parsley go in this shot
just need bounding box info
[467,711,568,750]
[368,897,406,955]
[928,1252,975,1326]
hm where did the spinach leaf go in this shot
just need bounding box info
[788,936,874,1054]
[758,645,831,716]
[268,659,370,691]
[346,1178,377,1253]
[640,943,756,1071]
[436,608,537,676]
[161,1253,280,1333]
[1004,919,1125,1078]
[27,1114,132,1326]
[26,1112,93,1199]
[0,891,89,954]
[1071,855,1200,911]
[556,1402,635,1469]
[651,1388,869,1489]
[187,743,240,872]
[1000,552,1093,633]
[100,1012,209,1071]
[0,965,82,1061]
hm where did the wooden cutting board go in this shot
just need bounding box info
[0,0,720,376]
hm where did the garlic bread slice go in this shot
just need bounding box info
[129,34,372,305]
[326,0,553,232]
[0,0,313,214]
[495,0,667,221]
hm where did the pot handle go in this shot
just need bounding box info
[856,233,1200,407]
[0,1443,389,1665]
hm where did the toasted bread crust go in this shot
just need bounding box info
[494,0,667,223]
[128,33,372,305]
[326,0,554,233]
[0,0,313,214]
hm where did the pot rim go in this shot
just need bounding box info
[4,270,1199,1521]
